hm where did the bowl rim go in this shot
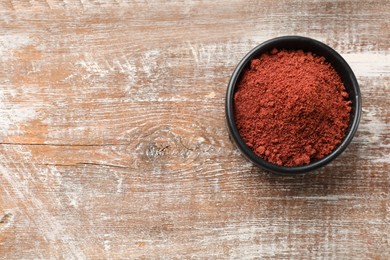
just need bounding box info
[225,35,362,174]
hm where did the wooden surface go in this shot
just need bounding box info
[0,1,389,259]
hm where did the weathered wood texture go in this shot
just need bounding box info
[0,0,389,259]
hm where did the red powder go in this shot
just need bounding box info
[234,49,352,167]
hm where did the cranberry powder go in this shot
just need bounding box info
[234,49,352,167]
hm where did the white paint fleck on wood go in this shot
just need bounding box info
[0,34,31,60]
[344,53,390,77]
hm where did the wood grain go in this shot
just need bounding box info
[0,0,389,258]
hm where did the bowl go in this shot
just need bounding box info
[225,36,362,174]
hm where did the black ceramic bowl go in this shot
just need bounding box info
[225,36,362,174]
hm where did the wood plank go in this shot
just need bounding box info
[0,0,389,258]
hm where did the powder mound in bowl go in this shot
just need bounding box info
[234,49,352,167]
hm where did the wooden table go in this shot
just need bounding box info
[0,1,389,258]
